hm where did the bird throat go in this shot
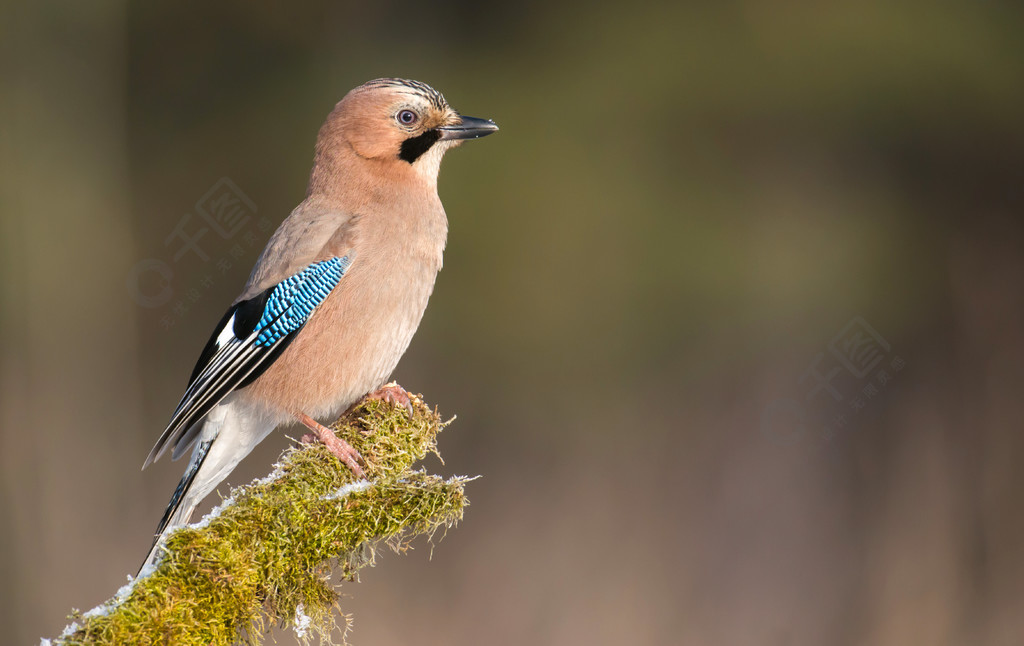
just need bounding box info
[399,130,441,164]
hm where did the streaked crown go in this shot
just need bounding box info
[360,78,450,113]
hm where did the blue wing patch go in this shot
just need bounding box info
[254,256,352,347]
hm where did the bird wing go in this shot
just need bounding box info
[143,254,354,467]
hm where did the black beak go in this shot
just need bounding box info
[438,115,499,141]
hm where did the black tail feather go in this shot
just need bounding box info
[139,438,214,574]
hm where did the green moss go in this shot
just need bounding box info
[54,390,467,646]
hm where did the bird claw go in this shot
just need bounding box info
[364,382,414,417]
[297,413,365,479]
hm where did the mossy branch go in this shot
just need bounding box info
[47,390,468,646]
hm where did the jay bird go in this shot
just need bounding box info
[140,78,497,569]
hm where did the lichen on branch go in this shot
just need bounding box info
[48,390,468,646]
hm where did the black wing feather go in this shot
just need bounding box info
[143,286,287,467]
[142,255,352,468]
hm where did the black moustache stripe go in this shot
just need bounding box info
[399,129,441,163]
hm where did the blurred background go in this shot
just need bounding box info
[3,1,1024,644]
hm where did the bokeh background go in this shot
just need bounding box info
[3,1,1024,644]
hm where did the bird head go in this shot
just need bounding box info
[315,78,498,187]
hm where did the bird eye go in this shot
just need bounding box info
[397,109,418,125]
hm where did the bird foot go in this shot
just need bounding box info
[297,412,365,479]
[363,382,414,417]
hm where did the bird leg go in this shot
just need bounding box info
[297,412,365,478]
[363,381,414,417]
